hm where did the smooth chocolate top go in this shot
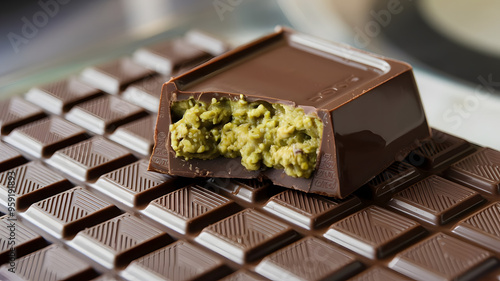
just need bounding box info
[175,27,409,111]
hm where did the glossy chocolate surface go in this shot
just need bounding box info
[150,28,431,198]
[0,30,499,281]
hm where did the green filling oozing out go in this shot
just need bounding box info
[169,95,323,178]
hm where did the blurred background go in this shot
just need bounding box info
[1,0,499,149]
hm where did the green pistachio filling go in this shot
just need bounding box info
[169,95,323,178]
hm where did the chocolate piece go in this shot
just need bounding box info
[47,136,136,181]
[23,186,120,238]
[0,244,97,281]
[264,189,361,230]
[4,116,88,158]
[0,142,26,172]
[142,184,238,234]
[195,209,297,263]
[255,236,362,281]
[108,115,156,155]
[453,202,500,252]
[388,175,484,225]
[0,161,72,211]
[149,27,431,198]
[185,29,230,56]
[205,178,283,203]
[446,147,500,194]
[389,233,497,281]
[0,97,45,135]
[0,216,46,263]
[70,213,171,269]
[361,161,419,200]
[122,75,168,112]
[349,266,412,281]
[80,58,154,95]
[25,77,103,115]
[406,129,472,170]
[121,240,228,281]
[65,95,147,134]
[133,38,213,75]
[324,206,426,259]
[94,160,177,208]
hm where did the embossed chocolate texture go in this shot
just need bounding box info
[149,27,431,198]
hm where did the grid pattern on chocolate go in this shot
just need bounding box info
[0,216,46,263]
[143,184,238,234]
[264,189,361,229]
[0,31,499,280]
[25,78,103,115]
[0,97,45,135]
[446,147,500,194]
[195,209,297,263]
[70,213,171,269]
[0,244,97,281]
[389,233,497,281]
[47,136,136,181]
[0,142,26,171]
[407,128,471,169]
[4,116,88,158]
[388,175,484,225]
[0,161,72,211]
[94,159,177,207]
[80,58,154,95]
[324,206,426,259]
[108,115,156,155]
[23,186,120,238]
[121,240,226,281]
[65,95,147,135]
[453,202,500,252]
[256,236,362,280]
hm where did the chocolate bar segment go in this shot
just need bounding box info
[0,216,46,263]
[446,147,500,194]
[47,136,136,181]
[142,184,238,234]
[0,142,26,172]
[264,189,361,229]
[94,159,178,208]
[195,209,297,264]
[389,233,497,280]
[80,58,154,95]
[122,240,228,281]
[70,213,171,269]
[25,77,103,115]
[0,161,72,211]
[65,95,147,134]
[453,202,500,252]
[324,206,426,259]
[4,116,88,158]
[0,244,97,281]
[23,186,120,238]
[255,236,362,281]
[0,97,45,135]
[149,27,431,198]
[388,175,483,225]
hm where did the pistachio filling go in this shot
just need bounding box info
[169,95,323,178]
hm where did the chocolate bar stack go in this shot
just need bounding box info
[0,28,499,281]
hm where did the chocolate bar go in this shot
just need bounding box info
[149,27,431,198]
[1,29,500,281]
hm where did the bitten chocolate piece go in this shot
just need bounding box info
[149,27,431,198]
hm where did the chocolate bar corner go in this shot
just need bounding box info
[149,28,431,198]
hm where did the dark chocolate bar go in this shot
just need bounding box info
[149,27,431,198]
